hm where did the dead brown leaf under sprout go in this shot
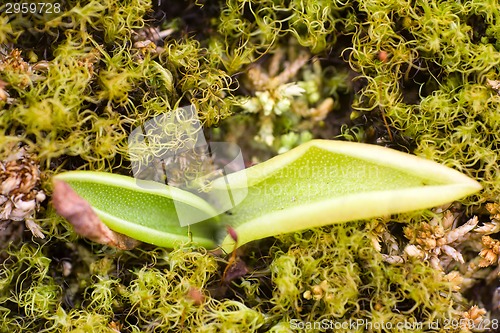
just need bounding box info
[52,180,140,250]
[222,258,248,284]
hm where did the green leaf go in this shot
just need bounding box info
[214,140,482,252]
[53,171,219,248]
[53,140,481,252]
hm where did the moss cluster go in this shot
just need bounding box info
[345,0,500,206]
[1,0,499,331]
[0,0,236,173]
[0,222,472,332]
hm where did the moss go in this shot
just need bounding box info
[0,0,237,172]
[1,0,499,331]
[346,0,500,206]
[0,224,468,332]
[265,223,465,330]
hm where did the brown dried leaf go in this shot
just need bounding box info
[52,180,140,250]
[222,258,248,283]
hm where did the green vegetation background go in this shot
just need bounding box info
[1,0,499,332]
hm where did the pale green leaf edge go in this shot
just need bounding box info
[212,140,479,188]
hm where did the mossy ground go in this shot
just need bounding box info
[1,0,500,332]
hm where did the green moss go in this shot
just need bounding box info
[0,225,468,332]
[265,223,464,330]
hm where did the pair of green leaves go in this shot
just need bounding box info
[54,140,481,253]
